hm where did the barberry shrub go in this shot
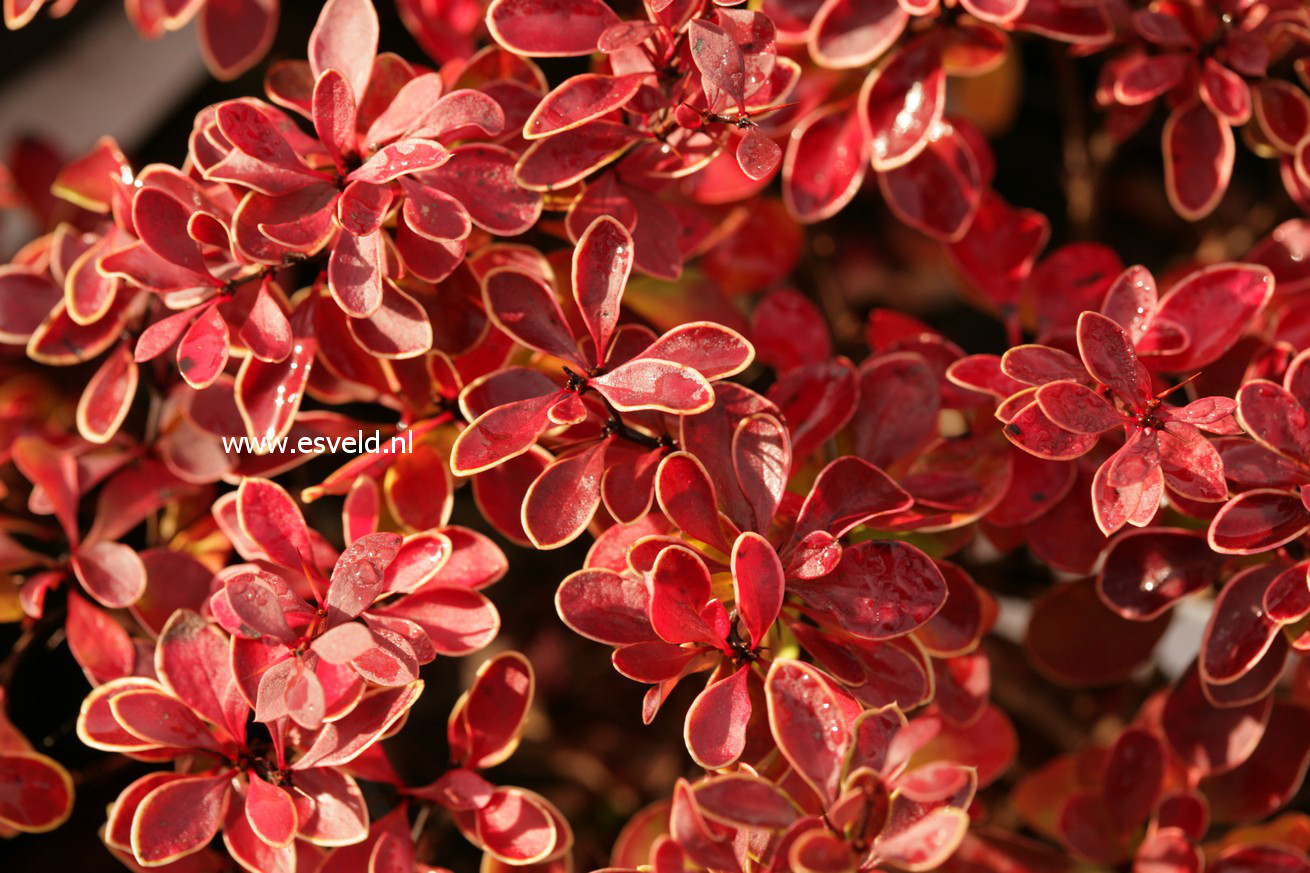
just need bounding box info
[1,0,1310,870]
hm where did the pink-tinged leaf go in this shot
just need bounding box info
[328,229,385,318]
[1237,380,1310,465]
[156,610,248,743]
[71,542,146,609]
[733,413,790,533]
[694,773,799,829]
[0,751,74,834]
[244,772,297,849]
[1077,311,1150,409]
[337,180,392,237]
[1209,489,1310,555]
[377,531,451,594]
[632,322,754,380]
[294,681,423,770]
[372,586,499,656]
[555,568,656,645]
[483,267,581,365]
[237,477,313,569]
[1201,565,1282,686]
[421,144,542,235]
[526,73,644,139]
[523,442,608,549]
[655,451,731,551]
[1265,562,1310,624]
[732,532,784,649]
[77,343,138,444]
[1162,662,1270,775]
[132,188,213,280]
[1026,577,1170,686]
[476,788,558,865]
[1147,263,1272,372]
[235,313,315,445]
[1033,380,1119,435]
[0,267,62,343]
[685,666,752,769]
[736,127,782,181]
[199,0,279,81]
[456,651,534,769]
[1097,528,1224,621]
[916,561,993,657]
[859,39,945,171]
[1157,422,1226,502]
[309,0,379,104]
[451,392,560,475]
[1000,344,1087,386]
[572,215,632,365]
[240,283,292,363]
[876,808,969,870]
[398,179,471,242]
[791,540,946,640]
[11,437,79,546]
[348,139,450,184]
[648,545,728,650]
[66,592,135,685]
[783,101,868,223]
[690,19,746,111]
[216,101,318,179]
[327,531,402,623]
[1164,98,1234,221]
[110,686,223,751]
[765,660,851,806]
[879,122,983,242]
[225,570,298,642]
[313,68,357,173]
[1254,80,1310,152]
[1200,58,1251,125]
[810,0,907,69]
[515,121,644,191]
[1003,399,1098,460]
[131,773,231,866]
[348,282,433,359]
[486,0,620,56]
[1113,53,1189,105]
[590,358,714,413]
[177,303,229,390]
[791,455,914,544]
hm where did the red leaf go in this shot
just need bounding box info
[555,568,656,645]
[879,121,983,242]
[859,38,946,171]
[483,267,582,365]
[685,666,752,769]
[309,0,379,105]
[1164,98,1234,221]
[456,651,534,769]
[293,681,423,769]
[649,545,728,650]
[731,532,784,650]
[764,660,851,805]
[0,751,74,834]
[327,531,402,623]
[65,592,135,685]
[526,73,644,140]
[1201,564,1282,686]
[791,540,946,640]
[237,477,314,569]
[348,139,450,184]
[177,303,230,389]
[451,392,561,475]
[328,228,385,317]
[77,343,138,444]
[1097,528,1224,620]
[156,610,249,744]
[313,68,358,173]
[1026,577,1170,686]
[590,358,714,413]
[1209,489,1310,555]
[522,441,609,549]
[1147,263,1272,372]
[809,0,908,69]
[71,542,146,609]
[790,455,913,544]
[199,0,278,81]
[131,187,213,280]
[131,773,231,866]
[736,128,782,181]
[476,788,559,864]
[690,19,747,111]
[783,101,868,223]
[572,215,632,365]
[1101,727,1164,832]
[486,0,620,56]
[239,282,293,363]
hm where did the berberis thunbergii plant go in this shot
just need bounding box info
[2,0,1310,870]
